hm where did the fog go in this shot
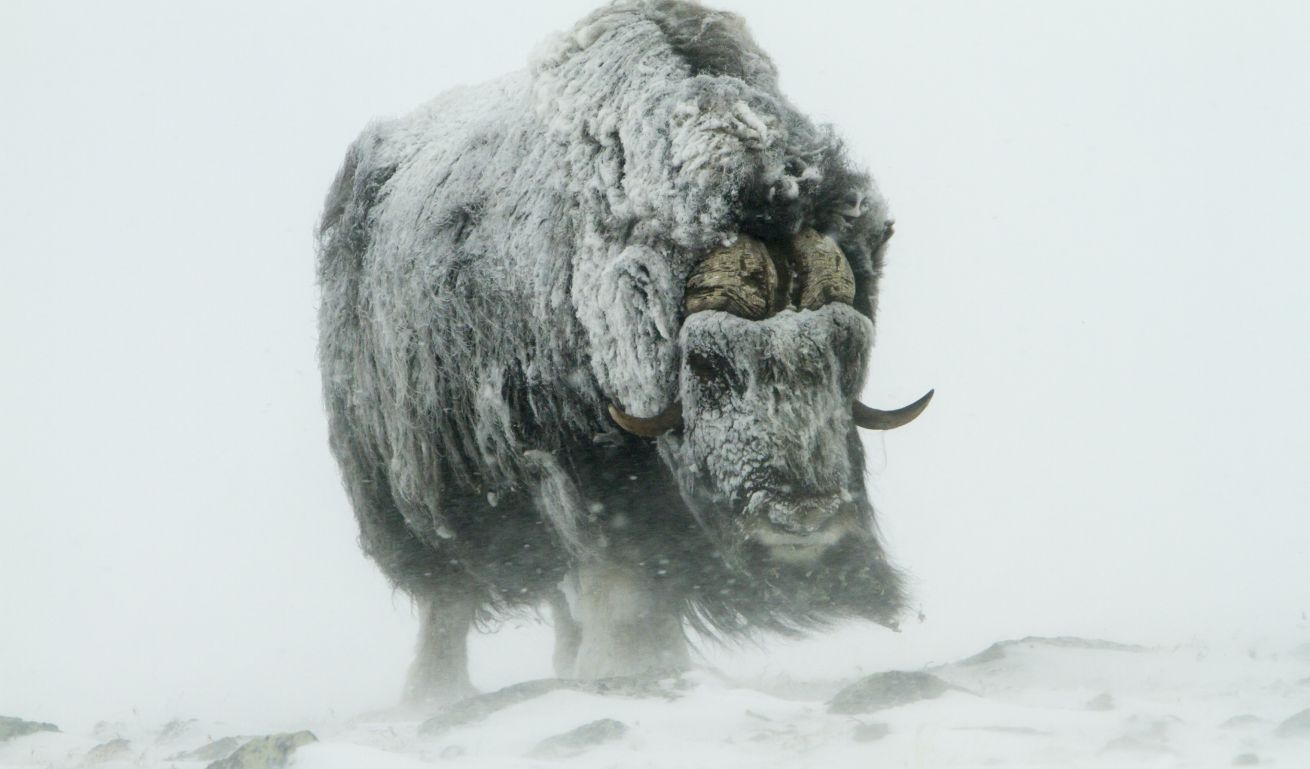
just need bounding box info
[2,0,1307,738]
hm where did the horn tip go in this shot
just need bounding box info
[852,388,934,430]
[608,401,683,438]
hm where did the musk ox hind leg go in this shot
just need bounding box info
[402,591,477,707]
[561,562,690,680]
[321,428,478,706]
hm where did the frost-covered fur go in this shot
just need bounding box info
[317,0,903,693]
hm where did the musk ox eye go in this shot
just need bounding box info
[686,350,746,399]
[686,351,725,382]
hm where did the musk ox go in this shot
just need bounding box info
[317,0,931,704]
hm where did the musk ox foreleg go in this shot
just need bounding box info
[402,592,476,706]
[559,562,689,680]
[547,589,582,678]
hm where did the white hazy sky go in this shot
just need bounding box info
[2,0,1307,729]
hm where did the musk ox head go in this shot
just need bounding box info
[609,231,929,557]
[608,231,930,627]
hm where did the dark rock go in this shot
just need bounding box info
[0,716,59,742]
[169,736,246,762]
[1085,692,1116,711]
[851,722,890,742]
[528,719,627,759]
[956,637,1147,667]
[205,731,317,769]
[1232,754,1260,766]
[1275,707,1310,738]
[83,738,133,764]
[439,744,465,760]
[828,671,954,714]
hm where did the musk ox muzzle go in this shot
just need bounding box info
[743,491,862,563]
[624,297,897,564]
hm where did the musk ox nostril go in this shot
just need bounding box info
[744,493,856,563]
[771,500,835,535]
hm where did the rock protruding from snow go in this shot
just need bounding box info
[420,679,572,737]
[82,738,133,764]
[1084,692,1115,711]
[528,719,628,759]
[205,731,317,769]
[168,736,246,762]
[1099,715,1179,755]
[1275,706,1310,738]
[851,722,890,742]
[419,676,683,736]
[10,636,1310,768]
[827,671,954,714]
[0,716,59,742]
[957,636,1147,666]
[155,718,201,744]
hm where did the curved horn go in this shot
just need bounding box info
[608,402,683,438]
[852,389,933,430]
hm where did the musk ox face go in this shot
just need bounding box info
[663,283,921,624]
[673,304,872,565]
[610,229,931,610]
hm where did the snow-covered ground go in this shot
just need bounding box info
[6,633,1308,769]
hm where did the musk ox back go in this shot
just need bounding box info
[318,0,929,702]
